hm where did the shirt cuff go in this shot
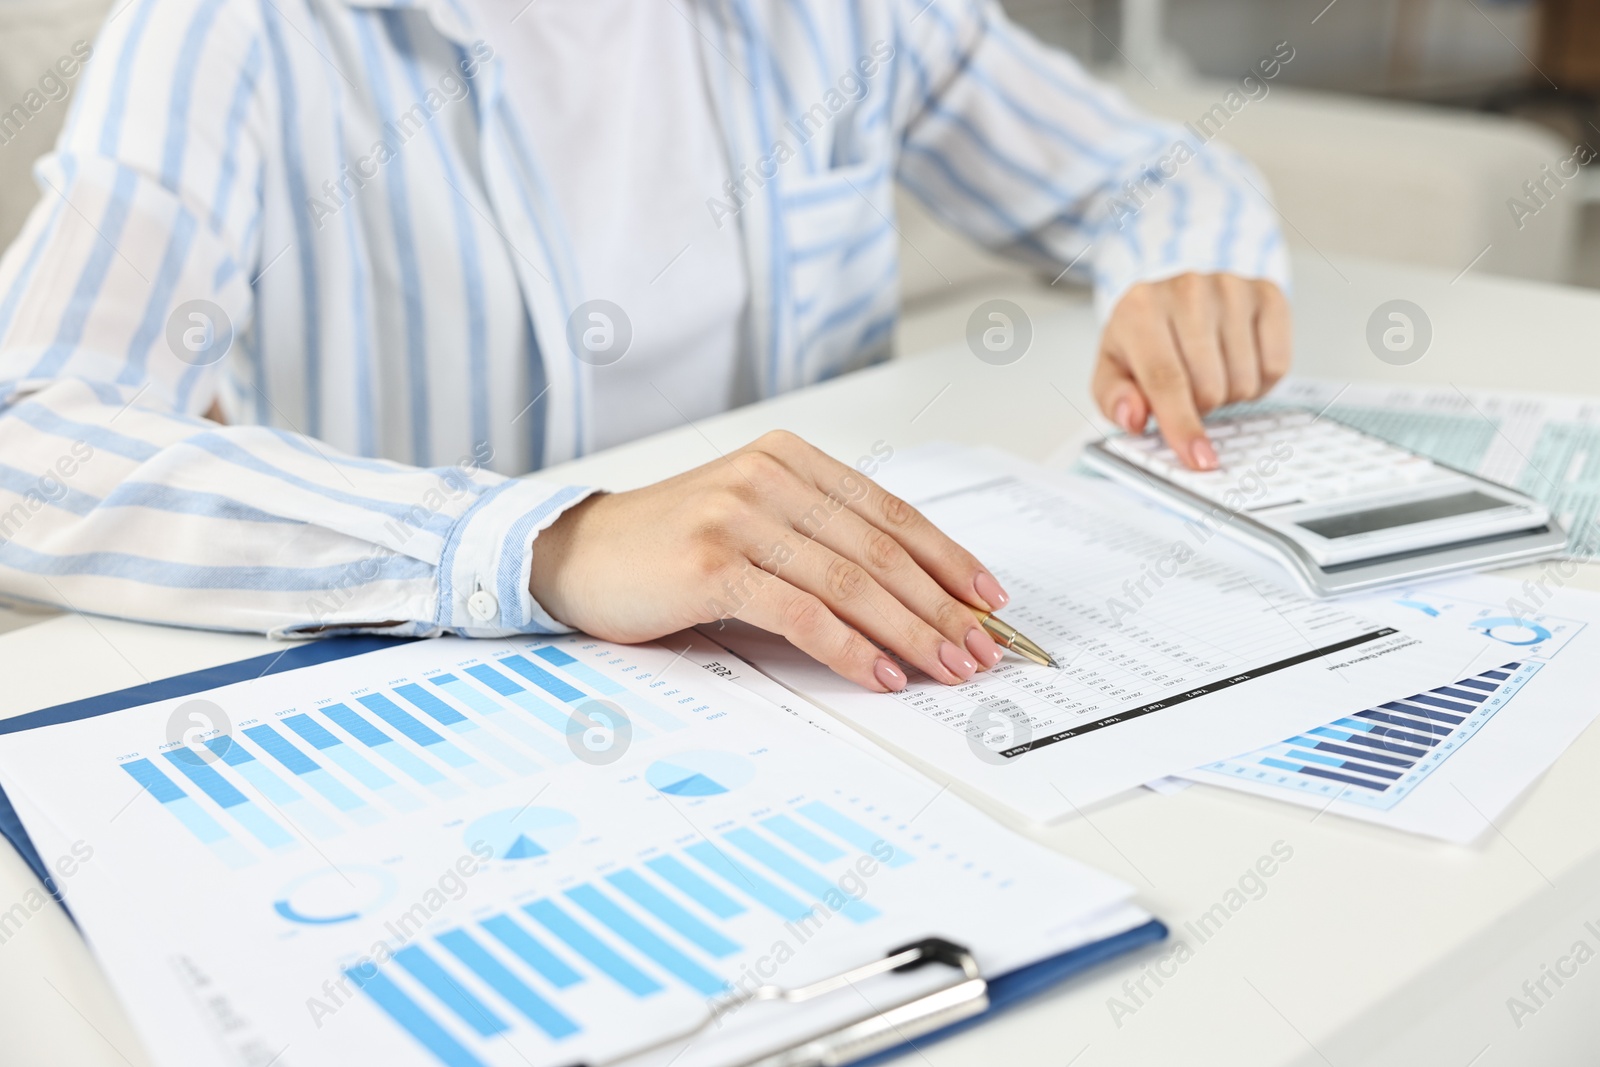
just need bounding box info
[435,476,599,637]
[1091,226,1292,324]
[1089,147,1293,323]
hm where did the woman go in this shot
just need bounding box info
[0,0,1289,691]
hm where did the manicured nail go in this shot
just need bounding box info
[1113,399,1134,432]
[973,570,1009,610]
[938,641,978,680]
[1190,437,1218,470]
[965,627,1004,668]
[873,658,907,692]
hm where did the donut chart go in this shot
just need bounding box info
[1471,617,1553,647]
[273,865,396,925]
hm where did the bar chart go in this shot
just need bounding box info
[1199,661,1541,809]
[115,642,709,867]
[344,796,910,1066]
[0,632,1139,1067]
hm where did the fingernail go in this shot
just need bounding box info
[1113,399,1134,432]
[965,627,1004,668]
[873,658,907,692]
[938,641,978,681]
[1191,437,1218,470]
[973,570,1009,610]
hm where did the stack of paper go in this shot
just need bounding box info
[717,445,1503,820]
[1180,572,1600,841]
[0,632,1146,1067]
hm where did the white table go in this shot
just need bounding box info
[4,252,1600,1067]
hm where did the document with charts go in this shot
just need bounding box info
[1183,573,1600,842]
[0,633,1145,1067]
[717,445,1513,821]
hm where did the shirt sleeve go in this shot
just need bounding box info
[0,0,593,639]
[889,0,1291,321]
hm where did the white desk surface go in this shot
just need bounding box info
[4,252,1600,1067]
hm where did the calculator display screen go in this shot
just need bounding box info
[1295,491,1509,540]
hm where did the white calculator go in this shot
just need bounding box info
[1082,408,1567,596]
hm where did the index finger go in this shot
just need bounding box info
[1116,318,1215,470]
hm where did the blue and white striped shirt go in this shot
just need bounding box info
[0,0,1287,639]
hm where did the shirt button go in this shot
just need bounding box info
[467,590,499,622]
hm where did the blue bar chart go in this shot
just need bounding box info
[112,639,875,886]
[318,702,466,800]
[427,673,571,765]
[349,798,916,1064]
[117,759,256,868]
[201,735,344,840]
[393,684,541,777]
[355,694,503,788]
[526,646,686,733]
[281,714,424,812]
[160,747,296,851]
[482,654,666,747]
[242,724,384,826]
[1200,661,1542,809]
[455,664,584,757]
[113,641,721,868]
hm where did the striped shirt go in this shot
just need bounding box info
[0,0,1288,639]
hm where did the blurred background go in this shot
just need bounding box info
[0,0,1594,327]
[1014,0,1598,286]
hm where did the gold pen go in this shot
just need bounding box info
[970,608,1060,669]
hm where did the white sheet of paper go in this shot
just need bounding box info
[1182,573,1600,842]
[0,634,1143,1067]
[718,445,1510,821]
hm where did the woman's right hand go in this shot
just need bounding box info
[527,430,1011,692]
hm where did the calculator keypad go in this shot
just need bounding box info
[1106,410,1456,511]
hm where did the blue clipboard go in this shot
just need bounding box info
[0,636,1167,1064]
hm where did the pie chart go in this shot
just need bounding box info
[466,806,579,861]
[645,750,755,797]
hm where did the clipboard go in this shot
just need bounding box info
[0,635,1167,1067]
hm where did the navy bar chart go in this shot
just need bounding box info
[1199,661,1541,809]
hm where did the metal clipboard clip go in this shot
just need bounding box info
[564,937,990,1067]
